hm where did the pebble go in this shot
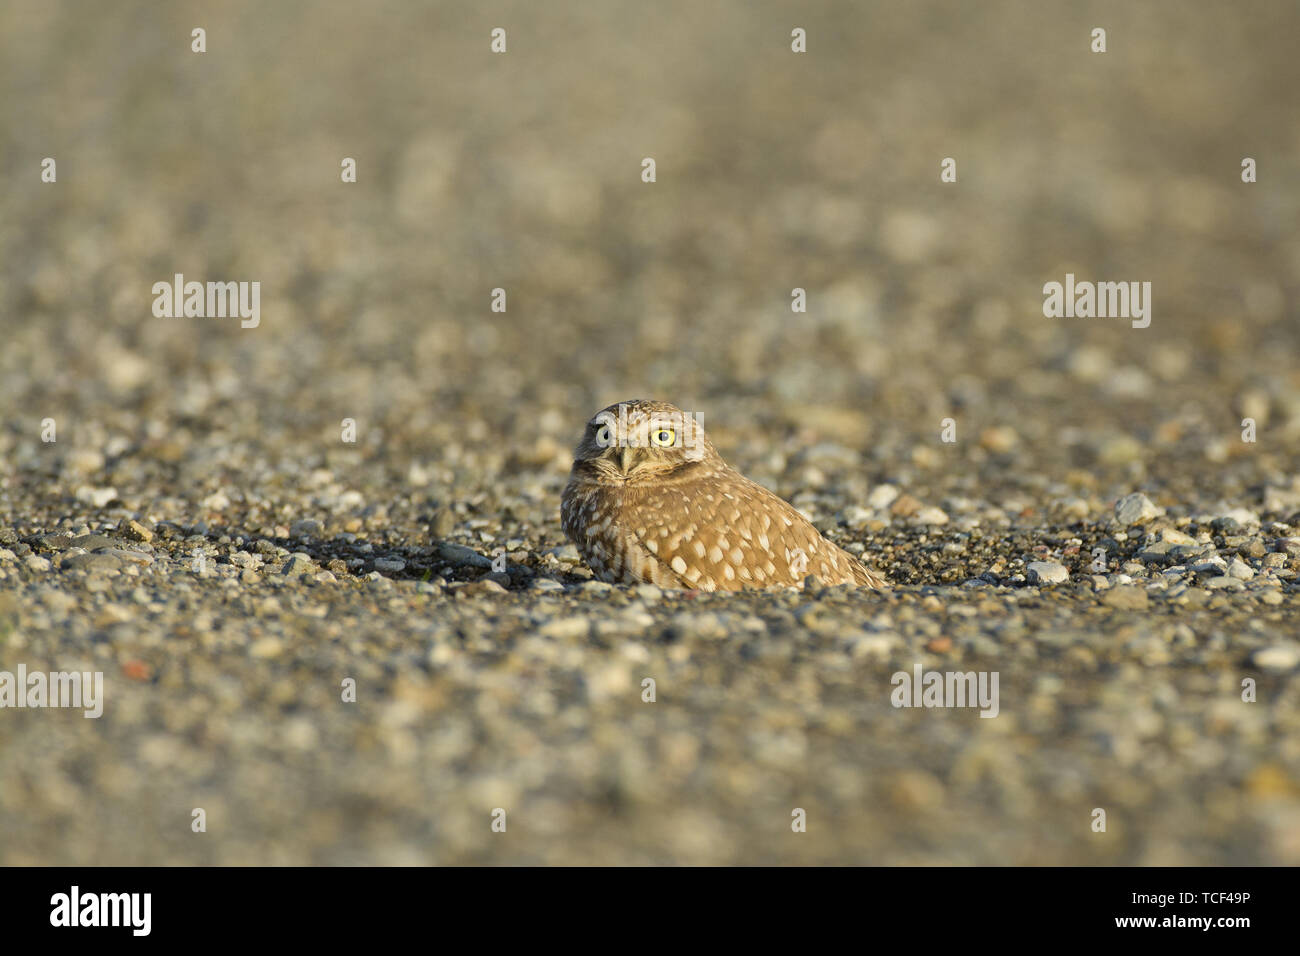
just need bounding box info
[1114,493,1160,525]
[249,638,285,659]
[1239,538,1267,559]
[1102,586,1149,610]
[1026,561,1069,585]
[632,583,664,603]
[849,633,897,658]
[1204,576,1243,590]
[548,544,581,563]
[75,486,118,508]
[201,491,231,510]
[437,542,492,569]
[72,534,125,551]
[868,485,901,510]
[1227,558,1256,581]
[459,578,507,596]
[280,554,315,577]
[60,552,123,572]
[537,617,591,639]
[1217,508,1260,527]
[430,508,457,538]
[1251,645,1300,672]
[889,493,923,518]
[670,612,729,640]
[841,505,873,529]
[1151,527,1196,546]
[120,519,154,543]
[914,506,950,525]
[100,548,153,566]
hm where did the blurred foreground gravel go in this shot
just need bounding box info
[1,1,1299,864]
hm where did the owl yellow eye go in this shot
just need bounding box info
[650,428,676,447]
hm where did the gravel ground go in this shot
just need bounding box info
[1,1,1299,864]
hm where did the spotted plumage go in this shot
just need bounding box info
[560,399,888,591]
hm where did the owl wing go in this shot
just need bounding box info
[623,468,883,591]
[849,556,890,589]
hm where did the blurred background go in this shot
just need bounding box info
[1,1,1298,865]
[2,0,1298,497]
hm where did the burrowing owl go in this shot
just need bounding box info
[561,400,888,591]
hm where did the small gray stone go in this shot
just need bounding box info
[1239,538,1267,559]
[1115,493,1161,525]
[1152,527,1197,546]
[538,617,591,639]
[841,505,873,529]
[1251,644,1300,672]
[1189,556,1227,575]
[61,552,123,572]
[632,583,664,603]
[373,557,407,573]
[850,633,897,659]
[431,508,456,538]
[458,578,507,596]
[1217,508,1260,528]
[1169,544,1212,563]
[803,574,827,595]
[1137,541,1175,562]
[437,542,492,569]
[1102,586,1149,610]
[75,486,118,508]
[914,506,950,525]
[549,544,581,564]
[99,548,153,566]
[868,484,901,510]
[1027,561,1069,585]
[1204,576,1243,590]
[1227,557,1256,581]
[280,554,315,577]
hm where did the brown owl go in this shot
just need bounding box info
[560,399,888,590]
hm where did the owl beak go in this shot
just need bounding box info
[619,446,637,474]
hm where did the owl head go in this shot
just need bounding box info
[571,399,715,482]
